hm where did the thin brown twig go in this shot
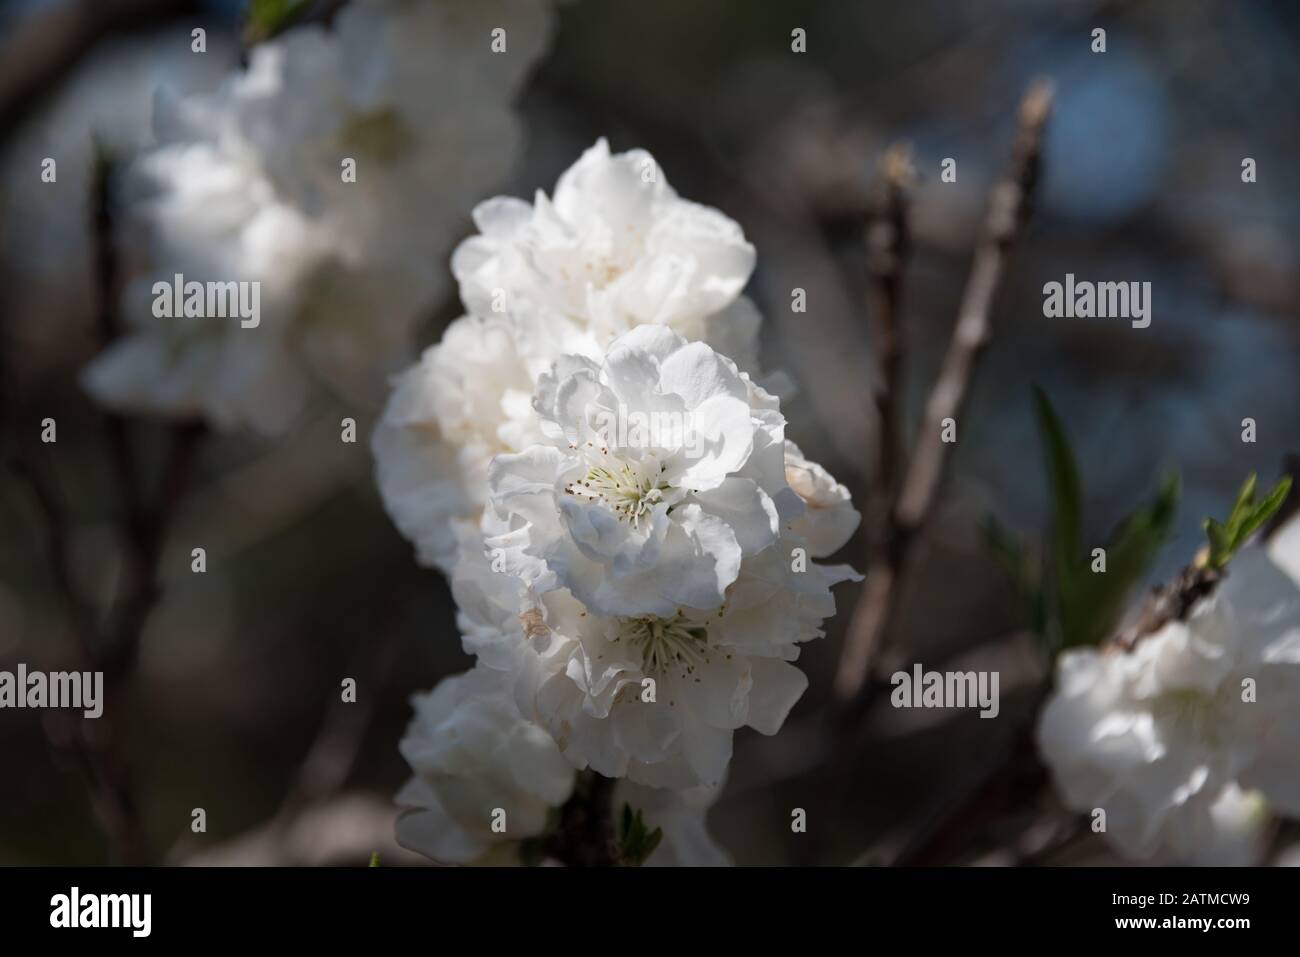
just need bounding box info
[6,148,205,863]
[170,608,405,864]
[865,144,913,507]
[101,420,205,678]
[8,442,155,863]
[895,520,1256,866]
[1109,558,1220,653]
[891,684,1050,866]
[90,149,207,679]
[833,79,1054,705]
[274,619,403,827]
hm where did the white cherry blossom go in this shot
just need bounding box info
[83,0,558,433]
[452,138,761,368]
[485,325,793,618]
[784,440,860,557]
[450,518,858,790]
[372,315,541,572]
[1037,543,1300,861]
[395,665,574,865]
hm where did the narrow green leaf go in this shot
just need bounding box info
[1204,517,1231,567]
[981,514,1046,639]
[1061,473,1178,648]
[1032,386,1083,572]
[616,807,663,866]
[981,514,1024,583]
[1203,473,1291,567]
[640,827,663,862]
[1235,476,1292,550]
[1221,472,1257,548]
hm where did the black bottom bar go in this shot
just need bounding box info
[0,866,1285,943]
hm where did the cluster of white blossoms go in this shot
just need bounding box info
[1037,515,1300,865]
[380,141,861,864]
[82,0,558,434]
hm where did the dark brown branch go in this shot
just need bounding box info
[833,80,1053,705]
[8,442,154,863]
[1113,460,1293,651]
[275,619,403,826]
[892,686,1050,866]
[541,771,617,867]
[5,147,204,864]
[1110,560,1221,653]
[865,144,913,509]
[897,541,1225,865]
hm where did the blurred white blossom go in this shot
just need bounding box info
[83,0,558,433]
[1037,535,1300,863]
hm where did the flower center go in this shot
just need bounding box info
[615,615,710,677]
[339,107,414,164]
[566,461,667,529]
[1153,688,1227,749]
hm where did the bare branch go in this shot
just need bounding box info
[834,80,1053,704]
[865,143,913,539]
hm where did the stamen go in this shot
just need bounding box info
[614,615,711,677]
[565,461,666,529]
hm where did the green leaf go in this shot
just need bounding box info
[1203,473,1292,568]
[981,514,1045,638]
[1061,473,1178,649]
[639,827,663,861]
[981,514,1024,584]
[368,851,380,868]
[1032,386,1082,578]
[1204,517,1231,567]
[1236,475,1292,548]
[1223,473,1258,544]
[984,388,1178,654]
[244,0,309,44]
[616,803,663,867]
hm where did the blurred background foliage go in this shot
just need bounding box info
[1,0,1298,864]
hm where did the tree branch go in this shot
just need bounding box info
[541,771,617,867]
[834,80,1053,705]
